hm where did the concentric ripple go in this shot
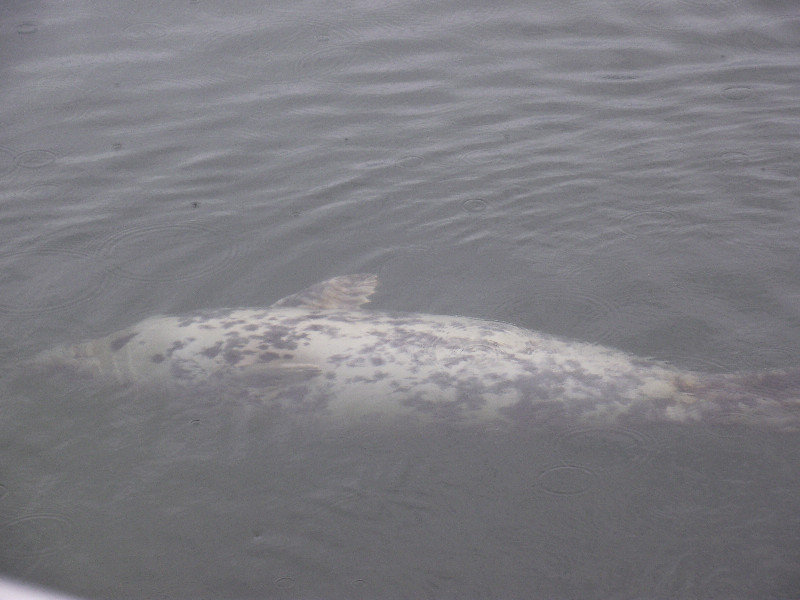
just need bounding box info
[536,464,598,496]
[0,146,16,176]
[559,426,658,469]
[0,248,109,316]
[15,149,57,169]
[499,283,622,344]
[99,222,240,283]
[274,576,295,590]
[461,198,488,213]
[16,21,38,35]
[722,85,754,101]
[0,514,73,558]
[121,22,170,40]
[617,209,683,239]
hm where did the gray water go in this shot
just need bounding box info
[1,1,799,598]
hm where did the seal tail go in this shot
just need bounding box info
[683,367,800,431]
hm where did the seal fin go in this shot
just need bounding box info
[270,274,378,310]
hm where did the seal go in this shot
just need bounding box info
[32,274,800,430]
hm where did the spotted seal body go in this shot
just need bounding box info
[35,275,800,429]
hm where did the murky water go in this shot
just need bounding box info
[1,1,799,598]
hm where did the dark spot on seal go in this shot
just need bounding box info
[166,341,185,357]
[110,332,137,351]
[283,354,292,359]
[201,342,223,358]
[260,351,280,362]
[244,324,259,331]
[151,354,165,363]
[327,354,349,366]
[258,326,304,350]
[170,361,194,380]
[224,349,242,364]
[347,371,390,384]
[371,356,385,366]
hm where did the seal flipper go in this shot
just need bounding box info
[270,274,378,310]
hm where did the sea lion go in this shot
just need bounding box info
[29,274,800,430]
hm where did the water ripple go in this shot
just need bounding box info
[0,146,16,176]
[0,514,74,559]
[14,149,57,169]
[98,221,241,283]
[536,464,598,496]
[121,21,170,40]
[497,282,623,344]
[16,21,38,35]
[0,248,109,316]
[559,426,658,469]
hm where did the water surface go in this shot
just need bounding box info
[1,1,799,598]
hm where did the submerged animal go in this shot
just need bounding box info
[31,274,800,430]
